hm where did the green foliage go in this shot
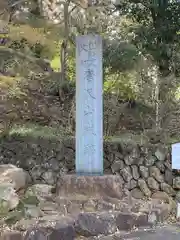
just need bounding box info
[103,39,140,73]
[104,71,139,100]
[115,0,180,73]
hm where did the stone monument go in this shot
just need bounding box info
[75,34,103,175]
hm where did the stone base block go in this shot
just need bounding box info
[55,175,126,200]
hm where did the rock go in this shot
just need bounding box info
[24,228,49,240]
[26,184,54,201]
[164,169,172,185]
[42,170,56,185]
[24,217,75,240]
[104,168,112,174]
[49,224,76,240]
[131,147,140,159]
[67,202,82,214]
[150,203,170,222]
[97,200,115,211]
[168,197,177,214]
[0,164,28,191]
[164,160,171,170]
[106,154,114,164]
[176,191,180,202]
[152,191,170,203]
[130,188,145,199]
[144,155,156,167]
[114,152,124,160]
[21,188,41,218]
[116,212,149,230]
[111,160,124,173]
[139,166,149,178]
[74,212,116,236]
[155,161,165,173]
[160,183,176,196]
[147,177,159,191]
[0,231,23,240]
[138,179,151,197]
[0,184,19,211]
[24,205,43,218]
[104,159,111,169]
[120,166,132,182]
[131,165,140,180]
[125,179,137,190]
[124,155,134,165]
[149,166,164,183]
[155,148,166,161]
[173,177,180,189]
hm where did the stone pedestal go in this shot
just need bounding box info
[55,175,126,199]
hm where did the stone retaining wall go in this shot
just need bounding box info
[0,135,179,200]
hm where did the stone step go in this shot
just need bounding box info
[2,206,174,240]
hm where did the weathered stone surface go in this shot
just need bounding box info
[67,202,83,214]
[0,183,19,211]
[42,170,57,185]
[130,188,145,199]
[138,179,151,197]
[24,205,43,218]
[150,203,170,222]
[160,183,176,196]
[144,155,156,167]
[114,152,124,160]
[0,164,29,191]
[125,179,137,190]
[134,157,144,165]
[56,175,126,200]
[120,167,132,182]
[83,199,97,212]
[168,198,177,214]
[24,228,48,240]
[131,165,140,180]
[173,177,180,189]
[26,184,54,201]
[155,148,166,161]
[139,166,149,178]
[147,177,159,191]
[22,216,76,238]
[116,212,149,230]
[74,212,116,236]
[176,191,180,202]
[0,231,23,240]
[49,224,76,240]
[152,191,170,203]
[164,160,171,170]
[96,201,115,211]
[165,169,172,185]
[131,147,140,159]
[150,166,164,183]
[111,160,124,173]
[124,155,134,165]
[155,161,165,173]
[104,159,111,169]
